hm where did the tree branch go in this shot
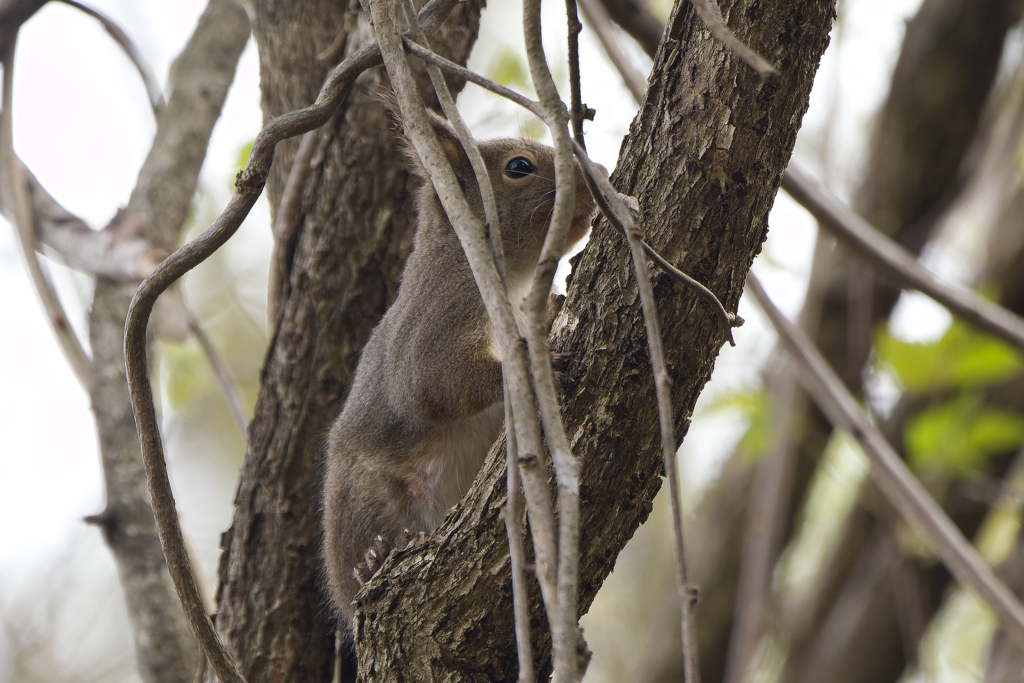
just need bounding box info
[782,164,1024,351]
[746,272,1024,647]
[578,0,647,102]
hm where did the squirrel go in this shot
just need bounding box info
[322,101,598,636]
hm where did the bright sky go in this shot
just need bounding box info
[0,0,930,670]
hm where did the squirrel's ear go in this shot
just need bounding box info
[421,107,471,177]
[375,89,470,181]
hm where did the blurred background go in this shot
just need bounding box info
[3,0,1023,681]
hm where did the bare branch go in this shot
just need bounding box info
[54,0,165,114]
[400,10,534,675]
[0,41,91,387]
[402,38,543,115]
[565,0,587,148]
[578,0,647,103]
[504,393,536,683]
[746,272,1024,648]
[687,0,778,82]
[522,0,587,678]
[782,163,1024,352]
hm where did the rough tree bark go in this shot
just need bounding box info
[207,3,484,682]
[353,0,836,679]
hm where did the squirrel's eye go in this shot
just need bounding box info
[505,157,535,179]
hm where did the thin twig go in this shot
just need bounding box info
[522,0,585,679]
[55,0,165,114]
[565,0,587,149]
[0,40,91,387]
[642,239,740,345]
[123,4,466,683]
[687,0,778,82]
[746,272,1024,648]
[567,141,701,682]
[782,164,1024,352]
[577,0,647,103]
[503,389,536,683]
[400,0,507,284]
[402,38,543,115]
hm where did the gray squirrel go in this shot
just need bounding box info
[322,101,597,635]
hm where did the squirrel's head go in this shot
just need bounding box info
[383,95,598,274]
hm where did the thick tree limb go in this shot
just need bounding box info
[85,2,251,683]
[21,168,167,279]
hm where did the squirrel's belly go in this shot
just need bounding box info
[410,402,504,530]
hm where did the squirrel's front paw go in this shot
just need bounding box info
[353,529,413,586]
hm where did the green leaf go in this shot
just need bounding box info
[875,319,1022,393]
[905,393,1024,476]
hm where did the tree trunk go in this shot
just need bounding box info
[355,0,837,679]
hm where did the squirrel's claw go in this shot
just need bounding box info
[353,530,414,587]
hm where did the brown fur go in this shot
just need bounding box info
[323,103,597,638]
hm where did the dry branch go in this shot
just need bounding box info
[746,272,1024,647]
[782,164,1024,351]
